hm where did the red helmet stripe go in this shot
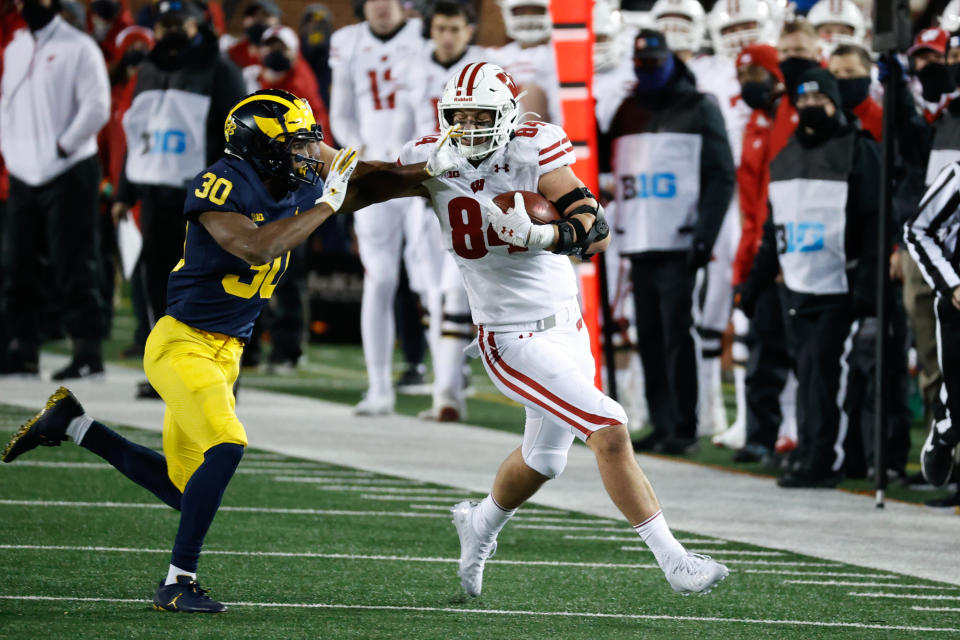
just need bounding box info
[456,63,476,97]
[465,62,485,98]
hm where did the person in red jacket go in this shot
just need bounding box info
[730,43,795,464]
[257,25,331,140]
[828,44,881,141]
[226,0,280,78]
[88,0,134,65]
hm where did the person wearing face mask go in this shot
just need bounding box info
[0,0,110,378]
[728,43,798,466]
[908,28,957,125]
[225,0,280,92]
[737,68,880,488]
[828,44,881,141]
[87,0,133,65]
[769,19,821,161]
[598,29,735,455]
[111,0,244,398]
[299,3,333,108]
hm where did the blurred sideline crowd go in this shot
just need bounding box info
[3,0,960,501]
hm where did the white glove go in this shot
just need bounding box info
[425,124,463,177]
[315,147,359,213]
[486,192,555,249]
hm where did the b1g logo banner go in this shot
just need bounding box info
[620,172,677,200]
[142,129,188,155]
[775,222,825,254]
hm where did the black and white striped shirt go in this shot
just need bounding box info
[905,162,960,296]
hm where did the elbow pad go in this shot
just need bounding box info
[551,204,609,257]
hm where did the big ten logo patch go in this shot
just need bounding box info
[620,172,676,200]
[144,129,187,155]
[775,222,825,254]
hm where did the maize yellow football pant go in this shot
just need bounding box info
[143,315,247,492]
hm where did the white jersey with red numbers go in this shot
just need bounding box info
[398,121,578,326]
[401,45,488,135]
[485,42,564,126]
[329,19,426,161]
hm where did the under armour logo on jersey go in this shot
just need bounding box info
[471,179,485,193]
[494,164,509,173]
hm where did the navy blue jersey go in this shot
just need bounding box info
[165,155,323,340]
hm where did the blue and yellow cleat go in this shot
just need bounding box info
[153,576,227,613]
[1,386,82,463]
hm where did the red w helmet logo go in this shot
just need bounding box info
[496,71,521,98]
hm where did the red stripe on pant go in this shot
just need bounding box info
[478,327,620,435]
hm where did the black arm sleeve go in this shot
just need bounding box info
[695,95,736,253]
[205,56,247,166]
[892,72,933,167]
[848,133,882,315]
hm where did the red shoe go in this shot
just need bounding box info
[775,436,797,455]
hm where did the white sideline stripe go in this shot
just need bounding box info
[0,544,660,569]
[723,561,842,567]
[1,595,957,633]
[510,516,614,525]
[0,499,450,519]
[849,592,960,601]
[786,580,956,590]
[274,480,452,493]
[409,504,569,516]
[913,606,960,612]
[2,461,375,477]
[514,524,649,532]
[746,570,899,579]
[620,547,782,556]
[359,494,478,503]
[564,535,724,544]
[273,478,429,488]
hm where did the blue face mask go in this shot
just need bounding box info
[634,54,675,93]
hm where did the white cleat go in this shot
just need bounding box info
[353,393,394,416]
[451,500,497,597]
[666,552,729,595]
[711,420,745,450]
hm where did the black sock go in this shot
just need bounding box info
[170,443,244,573]
[81,422,182,510]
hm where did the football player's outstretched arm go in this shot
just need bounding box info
[199,149,360,266]
[312,126,462,214]
[538,166,610,254]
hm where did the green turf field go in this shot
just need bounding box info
[1,403,959,639]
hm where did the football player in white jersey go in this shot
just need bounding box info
[401,0,487,421]
[397,63,729,598]
[807,0,867,56]
[329,0,431,415]
[486,0,564,126]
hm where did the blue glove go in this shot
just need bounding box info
[877,54,907,85]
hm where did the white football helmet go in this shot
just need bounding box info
[594,0,626,72]
[807,0,867,52]
[708,0,773,58]
[499,0,552,44]
[651,0,706,54]
[941,0,960,34]
[438,63,526,160]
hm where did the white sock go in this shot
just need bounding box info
[472,495,516,541]
[634,510,686,572]
[164,564,197,586]
[65,415,93,445]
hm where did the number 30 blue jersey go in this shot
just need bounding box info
[165,155,324,341]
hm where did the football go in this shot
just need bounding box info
[492,190,560,225]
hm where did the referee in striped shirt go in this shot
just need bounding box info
[905,162,960,487]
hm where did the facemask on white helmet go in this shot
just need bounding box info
[438,63,527,160]
[499,0,552,44]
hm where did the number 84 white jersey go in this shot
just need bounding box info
[398,121,579,326]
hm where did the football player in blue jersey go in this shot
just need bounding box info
[0,89,460,613]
